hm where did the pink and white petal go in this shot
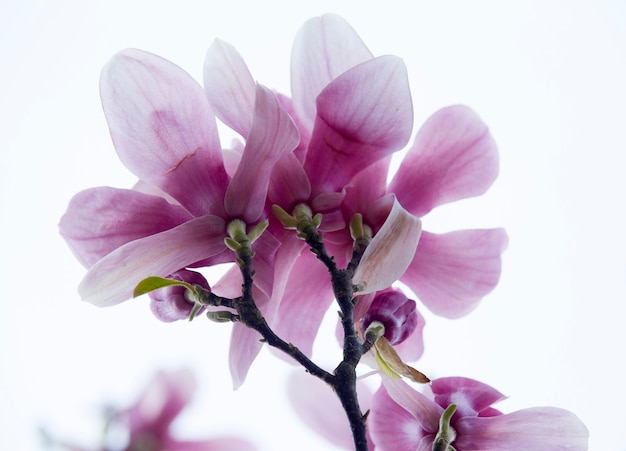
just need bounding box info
[229,322,264,390]
[370,382,437,451]
[389,105,499,218]
[249,230,281,299]
[211,264,242,299]
[343,157,392,221]
[430,377,507,419]
[268,153,311,210]
[287,370,373,450]
[291,13,373,131]
[78,215,226,307]
[275,92,310,161]
[353,199,422,295]
[400,229,508,318]
[381,379,443,434]
[305,56,413,195]
[212,264,272,390]
[221,137,244,179]
[59,187,193,268]
[271,250,336,359]
[261,230,307,321]
[100,49,229,217]
[132,179,180,205]
[203,39,256,138]
[224,85,300,223]
[455,407,589,450]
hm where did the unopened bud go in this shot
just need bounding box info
[149,270,210,322]
[360,289,418,345]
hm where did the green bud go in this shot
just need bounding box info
[206,310,237,323]
[364,320,386,345]
[292,203,313,222]
[227,219,248,241]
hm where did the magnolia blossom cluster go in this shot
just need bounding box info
[60,14,588,450]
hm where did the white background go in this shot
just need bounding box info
[1,1,625,449]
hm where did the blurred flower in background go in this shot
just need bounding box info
[43,368,257,451]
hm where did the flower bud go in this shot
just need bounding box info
[360,289,417,345]
[149,269,210,322]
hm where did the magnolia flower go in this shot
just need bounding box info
[207,15,506,368]
[203,14,417,382]
[59,48,299,308]
[48,369,257,451]
[369,377,588,450]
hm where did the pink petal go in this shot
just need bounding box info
[59,187,192,268]
[213,266,272,389]
[203,39,256,137]
[229,282,272,389]
[353,199,422,295]
[392,309,427,362]
[430,377,507,418]
[267,153,311,211]
[342,157,392,221]
[455,407,589,450]
[305,56,413,195]
[275,92,310,161]
[291,13,373,131]
[224,85,300,223]
[270,250,335,359]
[78,215,226,307]
[400,229,508,318]
[287,370,374,449]
[100,49,229,217]
[132,179,180,205]
[381,379,442,434]
[229,322,264,390]
[370,381,439,450]
[248,230,281,299]
[389,105,499,217]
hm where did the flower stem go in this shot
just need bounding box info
[232,242,334,383]
[303,226,369,451]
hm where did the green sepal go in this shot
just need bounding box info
[248,219,269,243]
[433,404,458,451]
[224,237,242,252]
[133,276,194,298]
[188,302,204,321]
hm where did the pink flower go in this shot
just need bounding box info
[369,377,588,450]
[203,15,506,368]
[46,369,258,450]
[202,15,416,379]
[360,288,421,346]
[278,15,508,361]
[113,369,258,450]
[59,48,299,308]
